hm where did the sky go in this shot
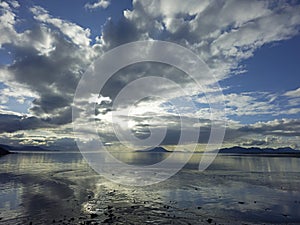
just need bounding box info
[0,0,299,150]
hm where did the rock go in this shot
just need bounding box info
[90,213,98,219]
[207,218,213,223]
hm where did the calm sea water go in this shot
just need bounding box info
[0,152,300,224]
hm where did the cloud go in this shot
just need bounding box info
[0,1,20,47]
[238,119,300,137]
[284,87,300,98]
[1,1,300,149]
[0,123,79,149]
[121,0,300,78]
[94,109,300,147]
[85,0,111,10]
[196,91,278,117]
[9,0,20,8]
[0,5,98,125]
[242,139,267,146]
[195,88,300,118]
[218,118,300,149]
[277,87,300,115]
[0,114,52,133]
[100,17,142,50]
[30,6,92,47]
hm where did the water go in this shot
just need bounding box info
[0,152,300,224]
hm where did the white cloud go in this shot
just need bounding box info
[225,92,277,116]
[30,6,92,47]
[85,0,110,10]
[281,87,300,113]
[0,84,37,103]
[211,4,300,61]
[121,0,300,80]
[88,94,112,104]
[196,91,278,117]
[282,108,300,115]
[0,95,8,104]
[247,118,300,136]
[284,87,300,97]
[0,1,19,47]
[9,0,20,8]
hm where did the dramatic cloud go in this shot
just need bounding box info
[0,0,300,149]
[0,114,52,133]
[0,3,100,126]
[121,0,300,79]
[94,0,300,144]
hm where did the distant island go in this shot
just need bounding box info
[135,146,171,153]
[218,146,300,154]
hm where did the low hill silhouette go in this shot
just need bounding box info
[218,146,299,154]
[136,146,171,153]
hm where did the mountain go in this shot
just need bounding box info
[136,146,171,153]
[0,144,51,152]
[218,146,299,154]
[135,146,300,154]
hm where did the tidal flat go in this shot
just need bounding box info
[1,152,300,225]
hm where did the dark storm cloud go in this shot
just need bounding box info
[32,94,70,113]
[101,17,141,50]
[0,114,52,133]
[98,62,192,106]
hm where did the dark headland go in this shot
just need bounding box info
[0,146,11,156]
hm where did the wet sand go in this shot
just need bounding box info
[1,152,300,224]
